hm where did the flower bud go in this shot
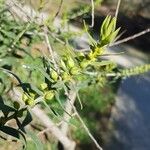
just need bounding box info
[13,101,20,110]
[80,60,90,68]
[62,72,71,81]
[70,67,80,75]
[67,57,75,68]
[40,83,48,91]
[29,92,35,99]
[50,70,58,81]
[44,90,55,101]
[22,93,29,102]
[25,98,35,106]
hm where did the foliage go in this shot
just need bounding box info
[0,0,150,149]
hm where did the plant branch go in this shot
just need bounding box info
[110,28,150,47]
[115,0,121,18]
[90,0,94,27]
[43,26,60,72]
[53,0,63,21]
[73,107,103,150]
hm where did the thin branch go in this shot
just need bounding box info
[73,107,103,150]
[115,0,121,18]
[110,28,150,47]
[43,26,60,72]
[53,0,63,21]
[90,0,94,27]
[101,52,124,56]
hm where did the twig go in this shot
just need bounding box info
[53,0,63,21]
[43,26,60,71]
[101,52,124,56]
[115,0,121,18]
[90,0,94,27]
[73,107,103,150]
[12,22,31,48]
[110,28,150,47]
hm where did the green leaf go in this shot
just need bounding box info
[100,16,120,45]
[0,68,22,85]
[101,27,120,45]
[0,29,16,39]
[55,91,72,117]
[91,61,114,67]
[108,17,117,33]
[108,27,121,43]
[0,126,20,139]
[16,118,25,133]
[22,110,32,128]
[83,21,97,46]
[100,15,111,38]
[0,103,15,113]
[42,100,58,116]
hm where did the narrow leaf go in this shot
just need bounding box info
[22,110,32,128]
[0,126,20,139]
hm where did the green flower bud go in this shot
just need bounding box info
[50,69,58,81]
[77,52,85,61]
[62,72,71,81]
[77,52,84,57]
[22,93,29,102]
[70,67,80,75]
[44,90,55,101]
[87,51,94,60]
[13,101,20,110]
[67,57,75,68]
[40,83,48,91]
[80,60,90,68]
[25,98,35,106]
[29,92,35,99]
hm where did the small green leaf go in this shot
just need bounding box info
[83,21,97,46]
[0,103,15,113]
[0,126,20,139]
[22,110,32,128]
[100,15,111,37]
[108,27,121,43]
